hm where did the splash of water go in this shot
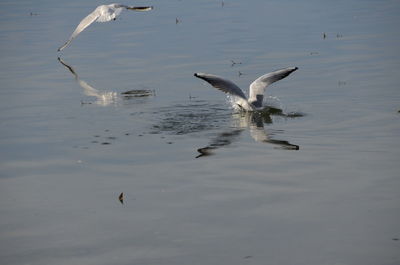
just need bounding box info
[225,94,242,111]
[225,94,305,118]
[150,101,231,135]
[94,91,119,106]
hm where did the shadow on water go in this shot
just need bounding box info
[57,57,155,106]
[150,101,303,157]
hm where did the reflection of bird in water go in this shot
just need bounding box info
[58,57,154,106]
[196,110,299,158]
[58,57,118,106]
[196,129,243,158]
[194,67,298,111]
[58,4,153,51]
[236,111,299,150]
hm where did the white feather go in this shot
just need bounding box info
[248,67,298,108]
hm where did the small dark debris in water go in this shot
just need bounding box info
[167,142,173,144]
[91,140,99,143]
[138,134,143,137]
[310,52,319,55]
[176,17,180,24]
[189,93,197,100]
[107,136,117,140]
[105,129,110,132]
[393,238,399,241]
[30,12,39,16]
[101,142,111,145]
[238,71,244,77]
[80,101,92,105]
[244,255,253,259]
[118,192,124,204]
[231,60,242,67]
[397,110,400,113]
[323,32,327,39]
[125,133,130,136]
[94,135,100,137]
[336,33,343,38]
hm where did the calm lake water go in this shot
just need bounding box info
[1,0,400,264]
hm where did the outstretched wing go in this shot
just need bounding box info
[114,4,153,11]
[124,6,153,11]
[58,9,100,51]
[248,67,298,108]
[194,73,247,100]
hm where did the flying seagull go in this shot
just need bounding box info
[194,67,298,111]
[58,3,153,51]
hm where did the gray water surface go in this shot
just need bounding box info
[1,0,400,265]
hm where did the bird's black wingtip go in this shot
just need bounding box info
[194,73,199,77]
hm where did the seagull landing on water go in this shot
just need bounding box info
[58,3,153,51]
[194,67,298,111]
